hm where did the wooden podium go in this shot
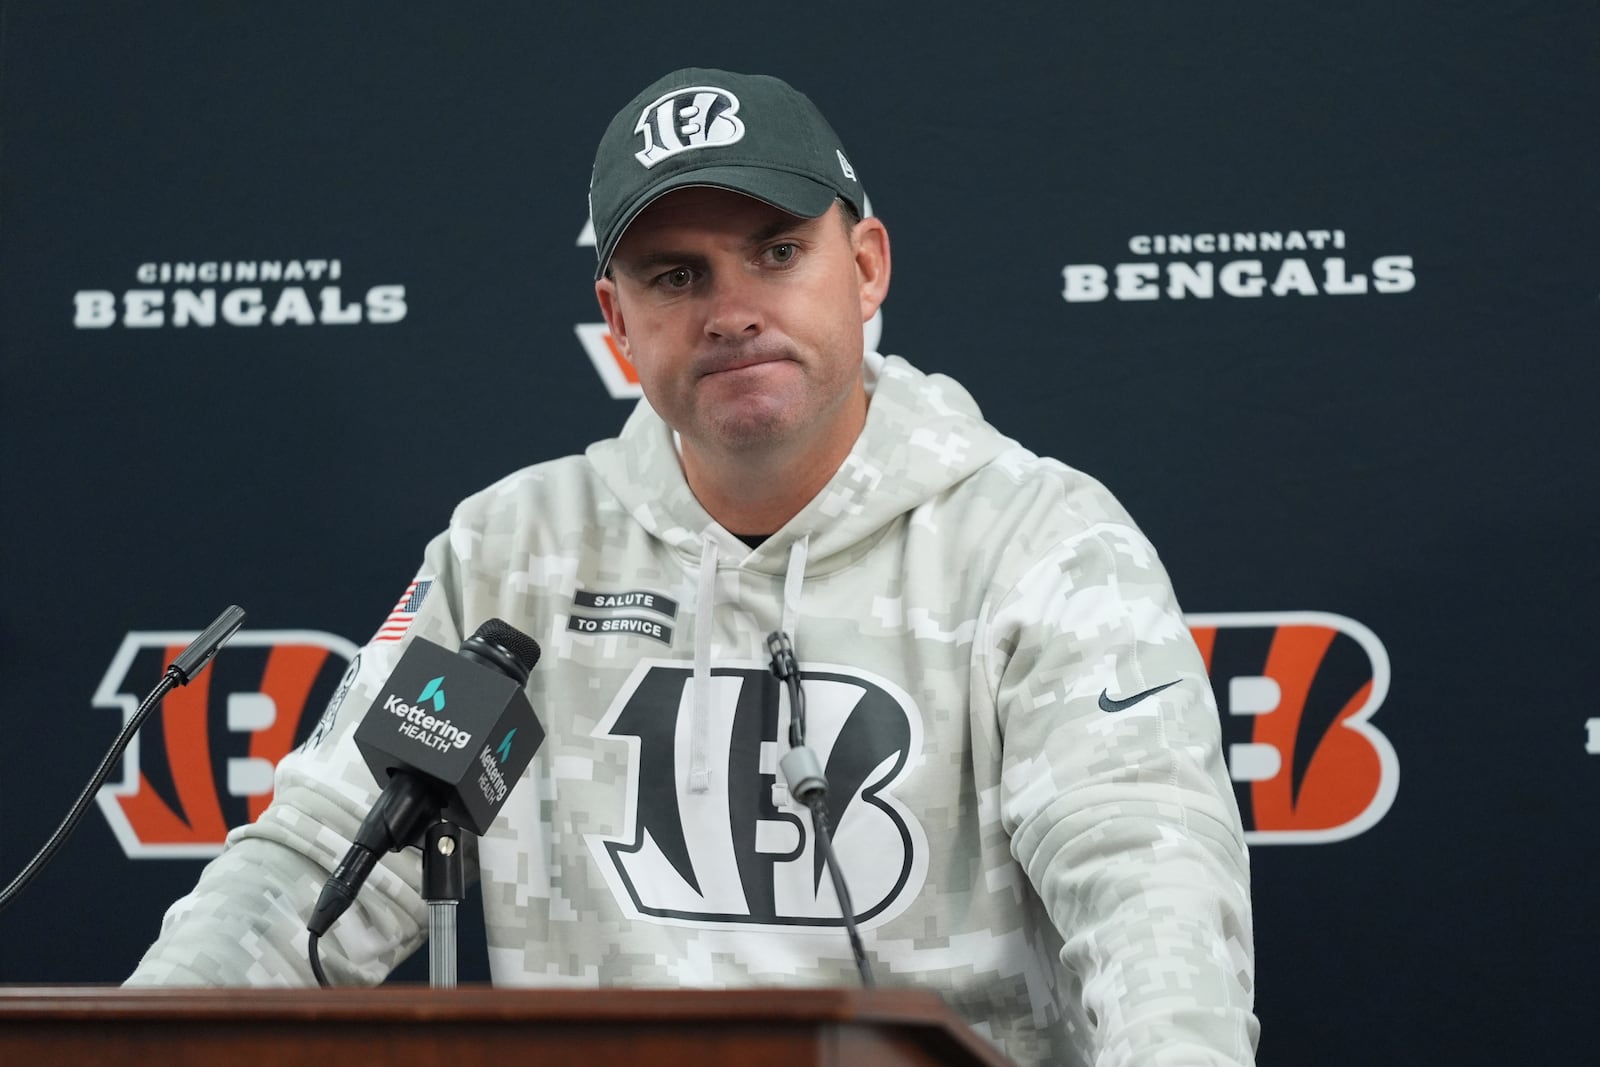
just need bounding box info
[0,986,1016,1066]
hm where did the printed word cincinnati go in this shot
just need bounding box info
[72,259,406,328]
[384,694,474,752]
[1063,230,1415,302]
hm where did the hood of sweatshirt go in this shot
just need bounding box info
[586,353,1012,574]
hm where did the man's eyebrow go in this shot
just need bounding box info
[615,213,819,279]
[747,214,813,247]
[615,249,707,279]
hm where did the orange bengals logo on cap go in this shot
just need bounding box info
[92,629,358,858]
[1189,611,1397,844]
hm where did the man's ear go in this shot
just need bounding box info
[595,276,632,363]
[852,217,891,323]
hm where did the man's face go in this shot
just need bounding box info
[595,187,890,471]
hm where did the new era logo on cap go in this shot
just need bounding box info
[634,87,745,168]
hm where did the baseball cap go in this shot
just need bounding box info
[589,67,866,280]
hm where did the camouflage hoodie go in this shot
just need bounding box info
[129,353,1257,1067]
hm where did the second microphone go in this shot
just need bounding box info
[309,619,543,938]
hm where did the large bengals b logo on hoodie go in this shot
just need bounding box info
[1189,612,1397,843]
[586,661,928,930]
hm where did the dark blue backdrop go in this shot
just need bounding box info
[2,4,1596,1063]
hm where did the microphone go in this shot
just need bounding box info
[0,605,247,914]
[167,604,246,684]
[307,620,543,940]
[766,630,874,987]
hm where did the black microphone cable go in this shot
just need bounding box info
[306,771,437,987]
[0,606,246,915]
[766,631,874,987]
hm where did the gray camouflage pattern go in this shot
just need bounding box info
[128,354,1258,1066]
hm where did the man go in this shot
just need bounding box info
[130,68,1258,1066]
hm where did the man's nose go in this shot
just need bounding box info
[703,271,762,339]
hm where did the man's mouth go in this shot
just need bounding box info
[699,350,791,377]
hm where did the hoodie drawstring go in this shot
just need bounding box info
[688,539,719,794]
[685,533,811,796]
[781,535,809,644]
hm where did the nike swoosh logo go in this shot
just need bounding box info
[1098,680,1179,713]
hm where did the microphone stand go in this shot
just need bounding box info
[421,819,466,988]
[309,798,467,988]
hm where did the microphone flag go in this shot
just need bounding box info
[353,637,542,835]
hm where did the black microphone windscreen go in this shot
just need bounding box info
[473,618,541,673]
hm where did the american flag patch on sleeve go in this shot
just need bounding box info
[373,577,434,643]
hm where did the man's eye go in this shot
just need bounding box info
[657,267,695,289]
[767,243,797,264]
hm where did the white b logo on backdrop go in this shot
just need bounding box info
[93,628,358,858]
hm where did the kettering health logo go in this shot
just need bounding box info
[495,729,516,762]
[73,257,407,329]
[1063,227,1415,303]
[386,676,476,752]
